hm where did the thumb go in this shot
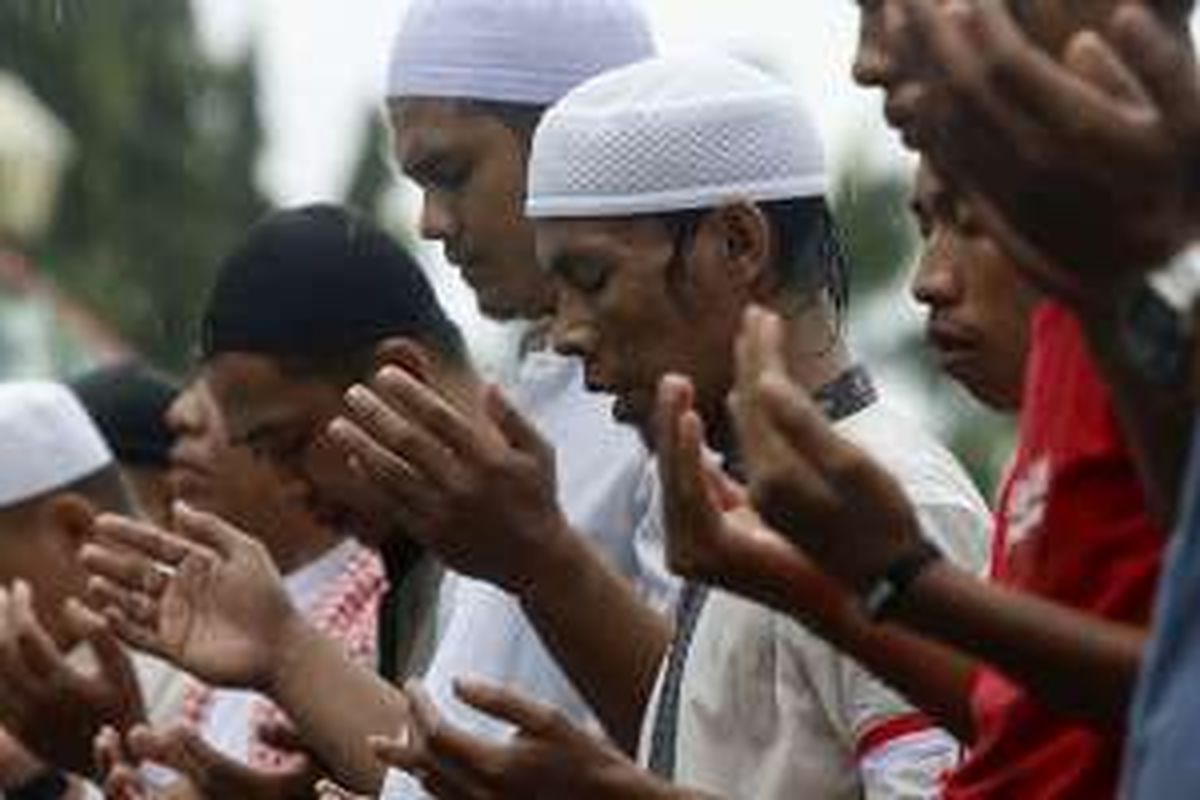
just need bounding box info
[257,719,308,755]
[127,725,236,788]
[1063,29,1147,107]
[484,386,546,456]
[64,599,145,723]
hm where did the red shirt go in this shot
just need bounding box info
[944,302,1163,799]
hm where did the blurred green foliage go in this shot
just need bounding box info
[0,0,268,371]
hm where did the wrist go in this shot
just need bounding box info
[263,606,315,696]
[860,540,944,623]
[515,518,586,604]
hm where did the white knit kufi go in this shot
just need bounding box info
[0,381,113,509]
[387,0,655,105]
[526,55,828,219]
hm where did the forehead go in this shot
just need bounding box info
[202,353,329,439]
[535,217,669,266]
[389,99,504,165]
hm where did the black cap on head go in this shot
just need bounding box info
[201,204,464,363]
[69,362,178,468]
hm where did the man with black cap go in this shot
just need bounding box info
[84,203,465,794]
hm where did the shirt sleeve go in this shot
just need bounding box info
[629,461,682,616]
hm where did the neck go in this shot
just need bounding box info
[710,296,853,460]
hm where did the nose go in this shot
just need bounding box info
[852,2,907,90]
[549,286,595,361]
[911,232,963,311]
[418,191,456,242]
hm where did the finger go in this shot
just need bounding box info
[406,681,506,785]
[10,580,65,688]
[1108,2,1200,136]
[95,725,125,777]
[171,502,247,559]
[92,602,165,660]
[1062,30,1147,107]
[94,514,196,567]
[128,725,243,794]
[483,386,547,459]
[326,418,437,516]
[369,733,424,771]
[344,384,462,486]
[79,543,171,601]
[453,680,560,737]
[66,599,143,719]
[87,576,161,629]
[256,719,308,755]
[701,461,750,511]
[656,375,707,529]
[374,366,498,460]
[106,763,150,800]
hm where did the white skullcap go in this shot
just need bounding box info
[0,381,113,509]
[526,55,828,219]
[387,0,655,105]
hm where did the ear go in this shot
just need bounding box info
[374,337,435,383]
[708,202,772,292]
[40,492,97,553]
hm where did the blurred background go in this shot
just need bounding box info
[0,0,1035,492]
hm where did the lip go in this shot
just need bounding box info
[926,318,980,365]
[883,84,928,148]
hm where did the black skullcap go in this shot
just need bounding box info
[201,204,463,362]
[69,362,178,468]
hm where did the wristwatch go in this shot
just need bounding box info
[6,769,70,800]
[1123,243,1200,386]
[861,540,944,623]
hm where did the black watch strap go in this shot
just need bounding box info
[8,769,70,800]
[862,541,943,622]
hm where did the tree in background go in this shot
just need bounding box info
[0,0,268,371]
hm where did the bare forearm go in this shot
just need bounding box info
[518,529,672,752]
[894,562,1145,728]
[267,617,408,793]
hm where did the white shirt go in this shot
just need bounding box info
[637,402,991,800]
[382,351,678,799]
[199,539,364,762]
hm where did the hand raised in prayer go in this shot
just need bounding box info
[898,0,1200,310]
[371,680,695,800]
[0,580,144,776]
[328,366,572,595]
[730,307,924,593]
[80,503,299,692]
[655,374,857,636]
[104,723,318,800]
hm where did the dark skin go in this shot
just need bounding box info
[858,0,1200,525]
[728,306,1147,732]
[81,339,475,794]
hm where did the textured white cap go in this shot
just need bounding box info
[527,55,828,218]
[387,0,656,105]
[0,382,113,509]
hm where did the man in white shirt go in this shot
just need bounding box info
[381,0,677,782]
[350,54,990,799]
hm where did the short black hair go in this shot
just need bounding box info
[659,197,850,317]
[69,362,178,469]
[201,204,468,371]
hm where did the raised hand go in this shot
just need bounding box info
[899,0,1200,307]
[371,681,690,800]
[80,502,299,691]
[0,581,143,776]
[655,373,856,632]
[730,308,925,592]
[328,367,571,594]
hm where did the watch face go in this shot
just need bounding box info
[1123,283,1191,387]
